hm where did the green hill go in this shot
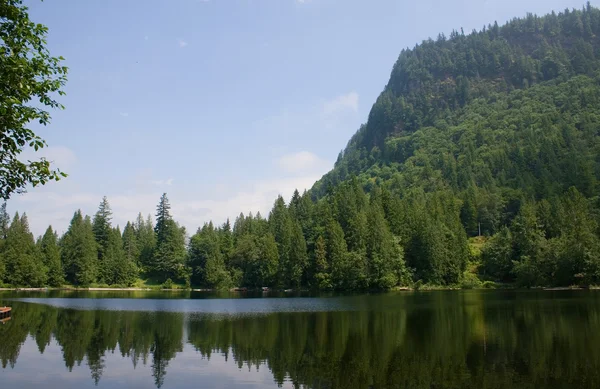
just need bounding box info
[309,4,600,287]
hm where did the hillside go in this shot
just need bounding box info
[308,4,600,287]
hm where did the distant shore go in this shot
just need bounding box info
[0,285,596,292]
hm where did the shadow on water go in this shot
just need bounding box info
[1,290,600,388]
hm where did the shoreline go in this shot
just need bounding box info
[0,285,596,292]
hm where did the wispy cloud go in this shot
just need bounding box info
[10,172,320,236]
[19,145,77,170]
[119,112,129,117]
[277,151,330,175]
[323,91,359,116]
[178,40,188,48]
[150,178,174,186]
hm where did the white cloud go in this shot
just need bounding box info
[150,178,174,186]
[277,151,330,174]
[144,35,149,41]
[178,40,188,48]
[322,91,359,116]
[19,145,77,170]
[8,172,321,237]
[119,112,129,117]
[174,174,320,229]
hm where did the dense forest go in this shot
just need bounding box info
[3,5,600,289]
[2,293,600,388]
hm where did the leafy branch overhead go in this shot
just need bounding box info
[0,0,68,200]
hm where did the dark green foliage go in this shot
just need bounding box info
[482,187,600,286]
[188,222,231,289]
[152,194,186,282]
[481,227,513,282]
[61,211,97,286]
[366,187,408,289]
[122,221,139,265]
[135,213,156,273]
[269,196,293,287]
[0,0,68,199]
[0,203,9,239]
[101,227,137,286]
[92,197,112,255]
[39,226,64,287]
[93,196,113,283]
[313,235,331,289]
[1,213,46,286]
[230,233,279,288]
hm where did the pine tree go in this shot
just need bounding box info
[2,212,47,287]
[258,233,279,287]
[61,210,98,286]
[188,222,218,286]
[0,202,7,279]
[122,221,139,266]
[0,202,9,239]
[326,219,348,290]
[155,193,172,244]
[40,225,64,287]
[135,213,156,273]
[366,187,407,289]
[269,196,293,287]
[219,219,233,260]
[287,221,308,288]
[152,194,185,282]
[313,235,331,289]
[230,233,278,288]
[93,196,113,283]
[103,227,137,286]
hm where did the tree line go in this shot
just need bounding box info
[0,182,413,289]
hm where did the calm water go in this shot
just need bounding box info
[1,290,600,389]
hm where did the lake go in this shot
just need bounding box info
[1,289,599,388]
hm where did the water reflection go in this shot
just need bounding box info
[1,291,600,388]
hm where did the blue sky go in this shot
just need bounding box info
[11,0,592,236]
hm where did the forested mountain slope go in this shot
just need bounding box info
[315,4,600,196]
[308,4,600,287]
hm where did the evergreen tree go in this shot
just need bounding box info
[102,227,137,286]
[0,202,9,239]
[122,221,139,266]
[61,210,97,285]
[313,235,331,290]
[188,222,231,288]
[0,202,7,279]
[93,196,113,283]
[2,213,47,287]
[269,196,293,287]
[152,194,186,282]
[231,233,278,288]
[287,221,308,288]
[366,187,408,289]
[326,219,349,290]
[135,213,156,273]
[39,226,64,287]
[155,193,172,244]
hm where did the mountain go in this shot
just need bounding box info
[308,3,600,287]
